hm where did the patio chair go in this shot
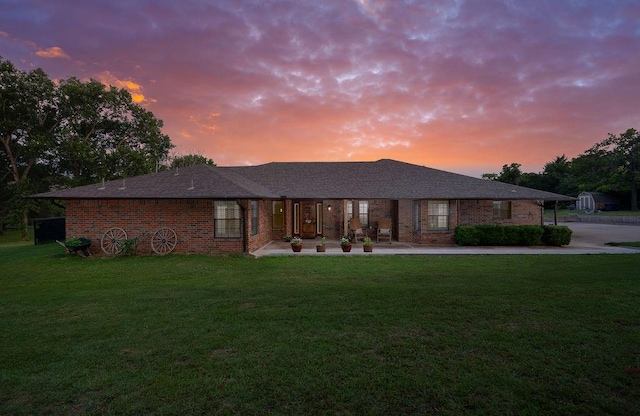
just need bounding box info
[349,218,366,242]
[377,218,392,243]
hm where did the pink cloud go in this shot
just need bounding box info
[34,46,69,59]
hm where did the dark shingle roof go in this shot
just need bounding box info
[33,159,573,201]
[33,164,279,199]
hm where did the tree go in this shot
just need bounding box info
[169,153,216,169]
[497,163,523,185]
[481,173,498,181]
[541,155,573,196]
[590,128,640,210]
[0,58,58,239]
[0,57,174,239]
[55,77,173,186]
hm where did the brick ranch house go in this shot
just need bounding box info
[33,159,573,255]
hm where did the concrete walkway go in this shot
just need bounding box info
[251,222,640,257]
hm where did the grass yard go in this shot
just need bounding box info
[545,209,640,217]
[1,243,639,415]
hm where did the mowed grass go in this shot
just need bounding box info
[1,244,639,415]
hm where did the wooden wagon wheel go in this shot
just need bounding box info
[151,227,177,254]
[101,227,127,255]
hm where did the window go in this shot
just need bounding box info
[214,201,242,238]
[358,201,369,227]
[347,200,353,219]
[493,201,512,219]
[316,203,323,234]
[272,201,284,231]
[251,200,258,235]
[428,200,449,230]
[413,200,421,231]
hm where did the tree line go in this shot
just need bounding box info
[1,57,213,239]
[482,128,640,211]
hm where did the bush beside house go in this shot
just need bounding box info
[455,225,572,246]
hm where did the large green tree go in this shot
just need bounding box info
[484,129,640,210]
[169,153,216,169]
[55,77,173,186]
[0,59,58,238]
[1,57,174,239]
[586,128,640,210]
[541,155,573,196]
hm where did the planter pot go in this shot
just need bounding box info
[363,244,373,252]
[341,244,352,252]
[316,245,326,252]
[291,244,302,252]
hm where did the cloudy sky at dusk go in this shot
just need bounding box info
[1,0,639,176]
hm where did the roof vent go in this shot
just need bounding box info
[174,167,179,176]
[188,180,194,190]
[98,178,106,190]
[118,179,126,190]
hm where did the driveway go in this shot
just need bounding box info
[561,221,640,248]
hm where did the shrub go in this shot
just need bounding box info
[454,226,481,246]
[455,225,544,246]
[541,225,572,246]
[516,225,545,246]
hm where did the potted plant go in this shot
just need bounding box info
[290,236,303,252]
[316,236,326,252]
[363,236,373,252]
[340,236,352,252]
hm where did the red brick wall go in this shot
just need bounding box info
[397,200,457,245]
[65,198,545,254]
[65,199,245,255]
[247,199,273,252]
[458,200,543,226]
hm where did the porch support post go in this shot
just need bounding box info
[343,199,349,237]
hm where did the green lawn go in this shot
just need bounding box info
[1,244,639,415]
[546,209,640,217]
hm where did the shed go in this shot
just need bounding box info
[576,192,620,211]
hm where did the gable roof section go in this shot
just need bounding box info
[33,159,573,201]
[33,164,279,200]
[224,159,573,200]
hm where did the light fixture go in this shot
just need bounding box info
[327,204,332,211]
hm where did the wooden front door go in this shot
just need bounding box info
[294,200,322,239]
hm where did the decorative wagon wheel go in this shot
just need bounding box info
[151,227,177,255]
[101,227,128,255]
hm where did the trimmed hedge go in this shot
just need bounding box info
[541,225,572,246]
[455,225,571,246]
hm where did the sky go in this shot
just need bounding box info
[1,0,639,177]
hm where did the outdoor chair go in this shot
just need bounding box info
[377,218,392,243]
[349,218,366,242]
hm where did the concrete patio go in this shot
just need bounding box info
[252,222,640,257]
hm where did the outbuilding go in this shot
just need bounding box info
[576,191,620,211]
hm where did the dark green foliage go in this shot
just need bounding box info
[485,129,640,210]
[542,225,573,246]
[452,225,481,245]
[62,237,91,248]
[1,56,174,238]
[455,225,545,246]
